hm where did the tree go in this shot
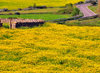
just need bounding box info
[91,1,97,6]
[97,0,100,16]
[71,8,80,16]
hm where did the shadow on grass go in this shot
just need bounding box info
[18,23,49,29]
[3,23,9,29]
[2,22,49,29]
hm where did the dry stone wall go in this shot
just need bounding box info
[0,18,45,29]
[0,18,9,23]
[11,19,45,29]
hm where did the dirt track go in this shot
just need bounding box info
[77,3,97,17]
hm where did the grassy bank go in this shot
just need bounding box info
[0,23,100,72]
[0,14,71,20]
[64,18,100,26]
[88,5,98,14]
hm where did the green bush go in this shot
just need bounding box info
[14,11,20,15]
[91,1,97,6]
[58,6,74,14]
[65,3,73,7]
[71,8,80,16]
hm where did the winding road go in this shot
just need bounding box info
[77,3,97,17]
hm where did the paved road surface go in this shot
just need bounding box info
[77,4,97,17]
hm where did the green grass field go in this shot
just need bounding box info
[0,14,71,20]
[0,0,84,9]
[65,18,100,26]
[88,5,98,13]
[0,22,100,72]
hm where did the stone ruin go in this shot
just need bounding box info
[0,18,45,29]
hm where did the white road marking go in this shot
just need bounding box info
[81,6,91,16]
[86,6,97,15]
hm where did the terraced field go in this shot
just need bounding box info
[0,0,84,9]
[0,23,100,72]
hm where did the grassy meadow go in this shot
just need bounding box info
[65,18,100,26]
[0,23,100,72]
[0,14,71,20]
[0,0,84,9]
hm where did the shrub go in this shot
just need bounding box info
[3,8,8,11]
[77,1,84,4]
[14,11,20,15]
[91,1,97,6]
[33,3,36,7]
[9,13,13,15]
[65,3,73,7]
[71,8,80,16]
[12,9,16,11]
[58,6,74,14]
[8,17,17,19]
[18,8,22,10]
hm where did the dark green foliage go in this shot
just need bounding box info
[58,6,74,14]
[14,11,20,15]
[91,1,97,6]
[18,8,22,10]
[33,3,36,7]
[8,17,17,19]
[3,8,8,11]
[58,3,74,14]
[71,8,80,16]
[65,3,73,7]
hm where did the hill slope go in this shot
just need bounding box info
[0,0,84,9]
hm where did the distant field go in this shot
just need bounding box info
[0,8,65,14]
[0,23,100,72]
[0,0,84,9]
[0,14,71,20]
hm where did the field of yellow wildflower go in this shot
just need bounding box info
[0,23,100,72]
[0,0,84,9]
